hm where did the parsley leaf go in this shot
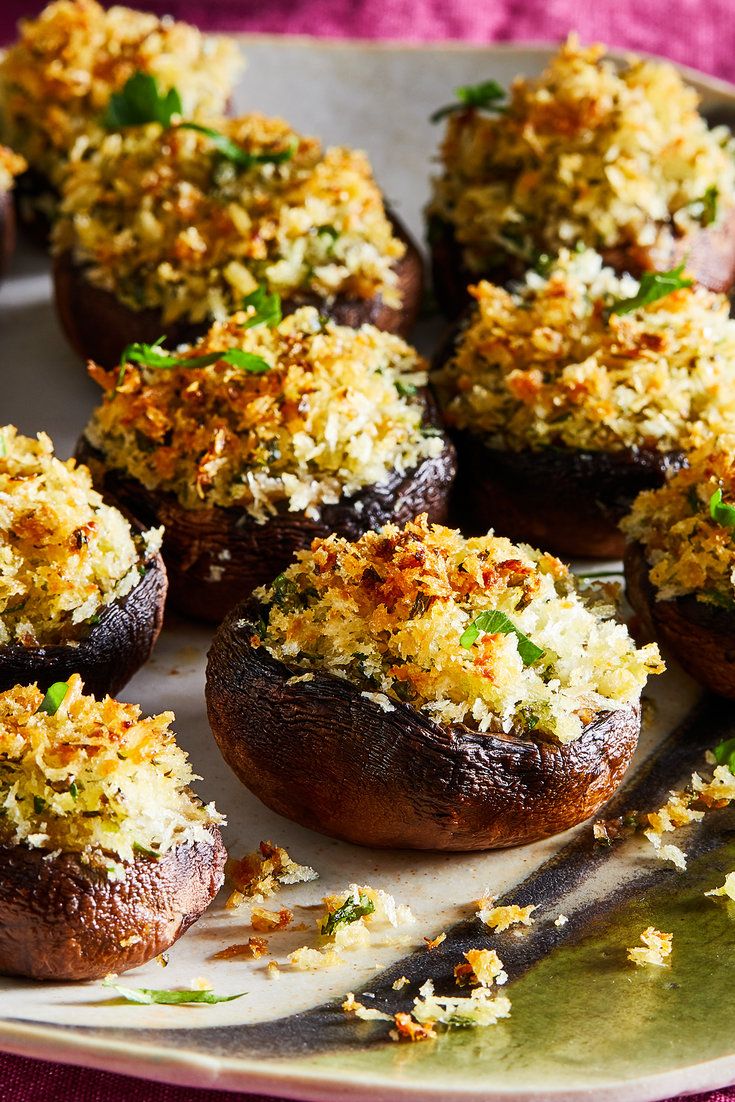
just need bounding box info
[241,285,282,329]
[321,892,375,936]
[430,80,506,124]
[395,380,417,398]
[36,682,69,716]
[102,979,245,1005]
[714,738,735,772]
[180,122,295,168]
[710,488,735,529]
[104,72,182,129]
[608,264,694,317]
[460,610,544,666]
[119,338,271,377]
[692,185,718,227]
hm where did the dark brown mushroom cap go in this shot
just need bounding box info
[11,166,56,248]
[428,209,735,318]
[76,405,456,623]
[448,431,683,560]
[0,540,167,698]
[625,539,735,698]
[0,189,16,282]
[0,827,226,981]
[53,210,424,368]
[206,598,641,852]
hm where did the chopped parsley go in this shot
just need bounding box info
[460,610,544,666]
[608,264,694,317]
[714,737,735,772]
[321,892,375,936]
[104,72,182,129]
[241,285,282,329]
[36,682,69,717]
[709,487,735,529]
[102,979,245,1005]
[395,380,417,398]
[118,337,271,380]
[430,80,506,124]
[691,185,718,227]
[179,122,295,168]
[133,841,162,859]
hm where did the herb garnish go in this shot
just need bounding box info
[33,795,46,814]
[430,80,506,124]
[395,380,417,398]
[607,264,693,317]
[118,338,271,381]
[241,285,282,329]
[714,737,735,772]
[36,682,69,717]
[460,610,544,666]
[102,979,245,1005]
[104,72,182,129]
[321,892,375,936]
[179,122,295,169]
[104,73,295,169]
[709,488,735,529]
[691,185,718,227]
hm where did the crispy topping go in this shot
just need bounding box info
[428,35,735,271]
[0,0,241,186]
[454,949,507,988]
[476,900,537,932]
[251,906,293,932]
[212,939,269,960]
[288,883,415,970]
[0,146,26,193]
[434,249,735,455]
[627,927,673,967]
[226,839,317,905]
[0,674,222,867]
[85,308,441,519]
[259,515,662,744]
[0,426,161,646]
[52,111,404,321]
[622,437,735,606]
[705,872,735,901]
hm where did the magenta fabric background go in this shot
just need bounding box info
[2,0,735,1098]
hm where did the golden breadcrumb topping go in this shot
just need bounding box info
[0,0,241,187]
[288,883,415,971]
[225,839,318,909]
[53,113,404,322]
[0,674,222,869]
[476,900,537,932]
[0,146,26,193]
[627,927,672,967]
[705,872,735,901]
[455,949,507,988]
[258,515,662,745]
[85,307,442,519]
[622,437,735,605]
[0,426,162,646]
[434,249,735,454]
[429,35,735,272]
[406,978,511,1031]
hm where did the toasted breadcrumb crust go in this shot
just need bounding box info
[428,35,735,272]
[622,437,735,604]
[0,674,222,867]
[434,249,735,455]
[476,900,537,932]
[0,0,242,187]
[0,146,26,193]
[455,949,507,987]
[627,926,673,967]
[53,113,404,322]
[705,871,735,901]
[212,939,269,960]
[258,515,662,744]
[225,839,317,907]
[0,426,162,646]
[288,883,415,971]
[85,307,441,519]
[640,755,735,871]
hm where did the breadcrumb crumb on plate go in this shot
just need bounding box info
[627,927,673,967]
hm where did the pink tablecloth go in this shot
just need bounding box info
[2,1,735,1099]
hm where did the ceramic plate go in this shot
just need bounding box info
[2,37,735,1102]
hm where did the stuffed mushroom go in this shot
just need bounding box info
[0,0,242,239]
[0,426,166,696]
[623,436,735,698]
[78,301,455,622]
[52,97,422,365]
[206,515,663,851]
[432,248,735,559]
[427,37,735,316]
[0,674,225,981]
[0,147,25,280]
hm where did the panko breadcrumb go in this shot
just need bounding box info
[53,113,404,322]
[0,0,241,188]
[454,949,507,988]
[622,437,735,606]
[225,839,317,906]
[627,927,673,967]
[0,426,162,646]
[705,872,735,901]
[433,249,735,455]
[428,35,735,273]
[84,307,441,520]
[0,147,26,194]
[258,515,662,745]
[476,900,537,932]
[0,674,222,869]
[287,884,415,971]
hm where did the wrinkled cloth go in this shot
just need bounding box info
[1,0,735,1099]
